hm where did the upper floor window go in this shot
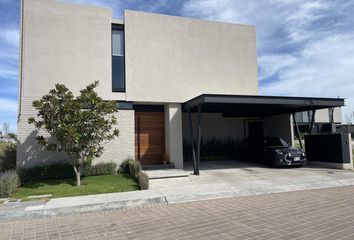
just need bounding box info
[112,24,125,92]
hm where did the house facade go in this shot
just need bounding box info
[17,0,343,169]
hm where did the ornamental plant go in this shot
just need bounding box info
[28,81,119,186]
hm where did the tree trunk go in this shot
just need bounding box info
[73,166,81,186]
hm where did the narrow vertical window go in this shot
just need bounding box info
[112,25,125,91]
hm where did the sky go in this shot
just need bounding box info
[1,0,354,133]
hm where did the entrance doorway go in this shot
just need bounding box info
[135,111,165,165]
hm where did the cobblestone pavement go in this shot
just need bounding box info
[1,186,354,240]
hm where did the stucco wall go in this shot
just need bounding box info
[124,10,258,103]
[333,107,342,123]
[182,113,246,140]
[315,109,329,122]
[263,114,294,146]
[20,0,125,102]
[314,107,342,123]
[164,104,184,169]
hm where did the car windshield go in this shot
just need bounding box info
[262,138,289,147]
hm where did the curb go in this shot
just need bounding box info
[41,196,167,217]
[0,194,167,221]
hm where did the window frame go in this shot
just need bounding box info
[112,24,125,92]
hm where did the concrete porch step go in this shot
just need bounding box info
[142,163,175,170]
[144,169,190,180]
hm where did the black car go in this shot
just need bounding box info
[241,137,306,167]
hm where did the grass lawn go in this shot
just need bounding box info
[12,174,139,201]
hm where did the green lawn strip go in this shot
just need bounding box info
[12,174,139,201]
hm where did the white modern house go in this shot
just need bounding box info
[17,0,344,173]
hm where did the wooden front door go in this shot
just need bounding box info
[135,111,165,165]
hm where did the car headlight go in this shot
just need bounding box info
[275,150,284,155]
[301,152,306,157]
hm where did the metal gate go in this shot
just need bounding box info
[304,133,352,169]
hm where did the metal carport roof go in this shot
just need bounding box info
[183,94,345,116]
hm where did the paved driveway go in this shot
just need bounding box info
[1,186,354,240]
[147,161,354,202]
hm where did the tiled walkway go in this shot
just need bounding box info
[1,186,354,240]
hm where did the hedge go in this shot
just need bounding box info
[0,143,16,172]
[0,170,20,197]
[183,137,244,161]
[82,162,117,177]
[138,171,149,190]
[118,158,149,190]
[18,162,118,182]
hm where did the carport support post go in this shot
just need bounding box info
[309,110,316,135]
[196,104,202,175]
[188,108,198,175]
[329,108,336,133]
[293,113,303,149]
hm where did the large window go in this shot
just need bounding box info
[112,25,125,92]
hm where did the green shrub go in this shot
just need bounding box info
[183,137,244,161]
[129,161,141,178]
[118,158,135,174]
[0,170,20,197]
[0,143,16,172]
[18,162,118,182]
[138,171,149,190]
[18,163,74,182]
[82,162,117,177]
[118,159,148,190]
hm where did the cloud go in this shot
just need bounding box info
[284,1,330,42]
[0,67,17,79]
[181,0,354,119]
[0,98,18,133]
[0,28,19,47]
[0,98,17,115]
[258,54,298,81]
[260,34,354,118]
[60,0,124,18]
[0,28,19,79]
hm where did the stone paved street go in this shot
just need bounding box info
[1,186,354,240]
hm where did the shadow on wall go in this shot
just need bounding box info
[17,130,70,168]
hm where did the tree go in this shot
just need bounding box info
[345,112,354,133]
[2,123,10,137]
[7,133,17,141]
[345,112,353,125]
[28,81,119,186]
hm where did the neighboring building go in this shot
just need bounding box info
[17,0,344,170]
[294,108,342,135]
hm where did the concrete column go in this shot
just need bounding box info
[164,103,184,169]
[347,133,353,171]
[263,114,294,146]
